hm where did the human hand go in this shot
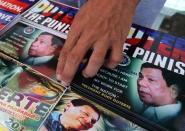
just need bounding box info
[56,0,139,86]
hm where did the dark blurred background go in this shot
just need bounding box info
[152,0,185,39]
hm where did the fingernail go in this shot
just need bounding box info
[56,74,61,80]
[60,80,69,87]
[82,71,89,78]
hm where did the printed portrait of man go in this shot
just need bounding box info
[137,62,183,126]
[41,98,100,131]
[21,32,64,66]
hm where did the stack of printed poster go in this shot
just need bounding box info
[0,0,184,130]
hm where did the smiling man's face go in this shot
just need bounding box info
[62,104,99,130]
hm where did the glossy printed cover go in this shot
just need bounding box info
[0,20,65,80]
[1,3,185,129]
[0,52,66,131]
[0,0,40,14]
[41,90,147,131]
[22,0,78,39]
[72,24,185,131]
[0,8,18,31]
[0,21,147,130]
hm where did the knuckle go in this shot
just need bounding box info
[91,57,104,66]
